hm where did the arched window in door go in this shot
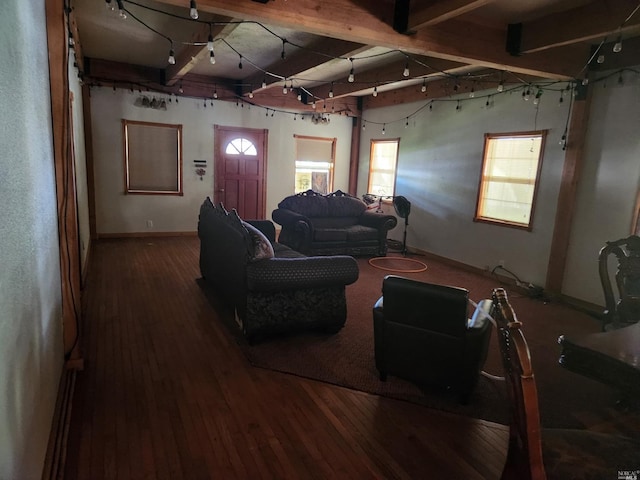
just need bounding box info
[225,138,257,156]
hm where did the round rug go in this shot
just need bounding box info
[368,256,428,273]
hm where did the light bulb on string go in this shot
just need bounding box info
[455,100,460,111]
[597,54,605,64]
[421,79,427,93]
[469,86,475,98]
[116,0,127,18]
[178,82,183,94]
[248,89,254,99]
[348,59,355,82]
[282,80,288,95]
[613,36,622,53]
[403,60,410,77]
[312,100,316,109]
[329,83,334,98]
[581,77,589,86]
[261,78,267,89]
[558,92,564,104]
[382,124,386,135]
[533,90,542,105]
[168,47,176,65]
[105,0,114,11]
[372,86,378,97]
[209,50,216,65]
[238,55,243,69]
[281,39,287,60]
[497,80,504,92]
[189,0,198,19]
[297,92,302,101]
[207,33,214,51]
[362,121,366,131]
[429,103,433,111]
[213,88,218,99]
[405,117,409,128]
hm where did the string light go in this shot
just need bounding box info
[421,79,427,93]
[329,83,334,98]
[189,0,198,20]
[281,39,287,60]
[348,59,355,82]
[282,80,288,94]
[382,124,386,134]
[207,31,214,51]
[469,86,475,98]
[497,79,504,92]
[613,35,623,53]
[597,54,605,64]
[261,77,267,89]
[168,45,176,65]
[372,86,378,97]
[116,0,126,19]
[248,89,254,98]
[455,100,460,111]
[238,55,243,69]
[405,117,409,128]
[362,121,366,131]
[105,0,114,11]
[213,87,218,99]
[533,89,542,105]
[209,50,216,64]
[403,58,410,77]
[178,81,183,94]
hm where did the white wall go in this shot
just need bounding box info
[564,72,640,304]
[359,76,640,305]
[90,88,355,235]
[359,86,571,291]
[0,1,64,478]
[69,50,91,272]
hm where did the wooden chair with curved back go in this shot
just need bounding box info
[599,235,640,330]
[491,288,640,480]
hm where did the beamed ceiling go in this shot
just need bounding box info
[71,0,640,115]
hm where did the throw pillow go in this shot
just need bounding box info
[243,222,275,261]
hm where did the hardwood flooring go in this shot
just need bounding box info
[65,236,512,479]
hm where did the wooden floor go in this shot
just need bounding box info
[65,236,512,479]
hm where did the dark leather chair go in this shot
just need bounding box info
[598,235,640,330]
[372,275,493,403]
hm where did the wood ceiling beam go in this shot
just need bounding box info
[307,56,468,99]
[408,0,493,29]
[165,19,239,86]
[242,38,367,94]
[520,0,640,54]
[151,0,585,79]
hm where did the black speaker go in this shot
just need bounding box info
[506,23,522,56]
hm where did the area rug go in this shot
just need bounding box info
[226,254,626,428]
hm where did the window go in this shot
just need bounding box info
[294,135,336,194]
[225,138,257,156]
[368,139,399,197]
[475,131,547,229]
[123,119,183,195]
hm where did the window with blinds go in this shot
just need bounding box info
[294,135,336,194]
[475,131,547,230]
[123,119,183,195]
[368,139,399,198]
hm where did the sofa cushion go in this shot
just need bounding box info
[278,192,329,217]
[311,216,359,229]
[243,221,275,261]
[314,228,349,242]
[345,224,379,242]
[326,193,367,217]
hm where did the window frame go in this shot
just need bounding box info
[293,134,336,194]
[474,130,547,231]
[122,119,183,196]
[367,138,400,201]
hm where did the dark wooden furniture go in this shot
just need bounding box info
[558,321,640,398]
[599,234,640,330]
[492,288,640,480]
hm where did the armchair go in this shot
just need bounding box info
[372,275,493,403]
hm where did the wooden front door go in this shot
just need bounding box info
[214,126,268,220]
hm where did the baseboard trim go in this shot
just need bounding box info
[97,231,197,239]
[41,367,77,480]
[407,246,603,318]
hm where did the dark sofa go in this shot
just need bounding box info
[198,197,359,343]
[272,190,398,256]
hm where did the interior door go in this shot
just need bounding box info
[214,126,268,219]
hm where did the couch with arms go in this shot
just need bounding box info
[198,197,359,343]
[272,190,398,256]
